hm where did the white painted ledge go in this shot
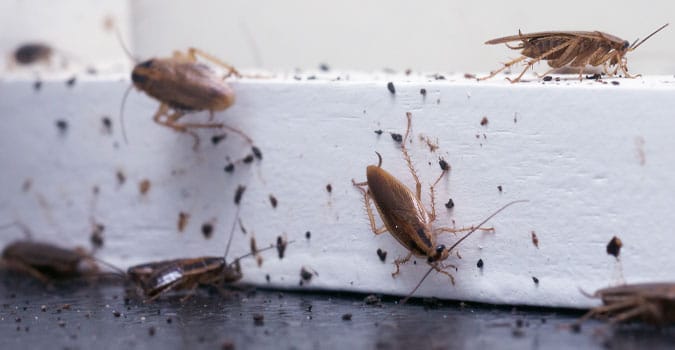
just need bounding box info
[2,72,675,308]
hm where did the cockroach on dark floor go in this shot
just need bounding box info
[352,112,526,300]
[0,222,123,284]
[574,283,675,326]
[127,236,293,302]
[116,32,258,152]
[127,191,292,301]
[480,24,668,83]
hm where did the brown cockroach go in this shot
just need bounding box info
[127,239,292,302]
[352,112,526,299]
[127,189,290,301]
[0,223,123,284]
[116,32,257,151]
[480,24,668,83]
[575,283,675,326]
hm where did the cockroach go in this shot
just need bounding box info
[127,239,291,302]
[480,24,668,83]
[127,191,291,301]
[0,223,123,284]
[117,34,257,151]
[575,283,675,325]
[352,112,526,296]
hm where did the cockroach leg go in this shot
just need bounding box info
[352,180,389,235]
[0,259,51,284]
[479,56,527,81]
[185,48,241,78]
[506,42,572,83]
[400,112,423,200]
[392,252,413,277]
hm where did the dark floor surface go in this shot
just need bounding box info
[1,275,674,350]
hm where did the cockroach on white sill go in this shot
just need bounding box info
[352,112,526,303]
[117,31,259,153]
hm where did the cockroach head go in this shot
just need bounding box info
[131,59,159,87]
[427,244,447,263]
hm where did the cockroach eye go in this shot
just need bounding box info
[622,40,630,50]
[131,72,147,84]
[139,59,154,68]
[435,245,445,254]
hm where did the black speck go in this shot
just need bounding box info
[497,185,503,193]
[387,82,395,94]
[374,129,383,135]
[342,313,352,321]
[477,259,484,269]
[543,76,553,82]
[265,274,270,282]
[606,236,622,258]
[306,75,316,80]
[33,80,42,91]
[116,170,126,185]
[252,146,263,160]
[166,317,172,324]
[90,224,105,248]
[319,63,330,71]
[148,326,156,336]
[242,154,254,164]
[276,236,287,259]
[611,81,620,86]
[253,313,264,326]
[102,116,112,133]
[211,134,226,145]
[300,267,313,281]
[586,73,602,80]
[390,133,403,143]
[420,88,427,96]
[305,231,311,239]
[224,163,235,173]
[532,276,539,284]
[113,311,121,317]
[515,319,524,328]
[234,185,246,205]
[480,117,489,126]
[570,323,581,333]
[326,184,332,193]
[434,74,445,80]
[376,248,387,262]
[56,119,68,133]
[65,76,76,87]
[269,195,278,209]
[444,198,454,209]
[439,159,450,171]
[201,223,213,239]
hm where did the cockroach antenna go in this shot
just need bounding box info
[629,23,669,51]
